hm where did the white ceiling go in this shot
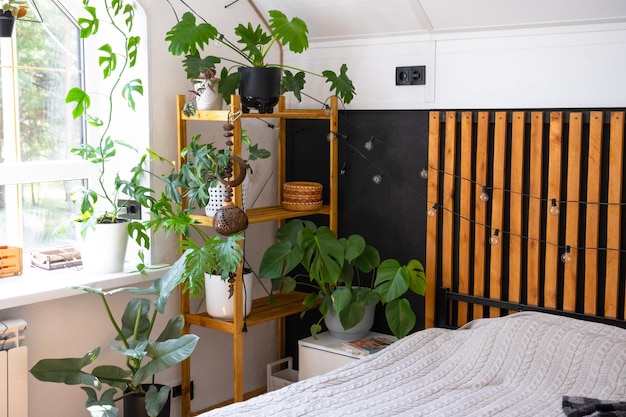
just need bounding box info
[254,0,626,41]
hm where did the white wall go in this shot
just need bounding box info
[282,23,626,110]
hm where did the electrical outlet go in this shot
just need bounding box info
[117,199,141,220]
[171,380,194,400]
[396,65,426,85]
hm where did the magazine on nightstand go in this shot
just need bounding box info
[342,335,396,356]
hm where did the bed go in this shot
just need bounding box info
[199,110,626,416]
[202,312,626,416]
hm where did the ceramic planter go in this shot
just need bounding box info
[238,67,281,114]
[0,11,15,38]
[324,304,376,340]
[193,79,222,110]
[75,221,129,273]
[205,175,249,217]
[205,269,253,319]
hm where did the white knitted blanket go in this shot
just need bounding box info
[201,312,626,417]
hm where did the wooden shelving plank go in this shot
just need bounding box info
[184,291,309,333]
[189,205,332,226]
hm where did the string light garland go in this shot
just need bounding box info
[276,95,626,256]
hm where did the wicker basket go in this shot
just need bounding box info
[283,181,323,211]
[0,245,22,278]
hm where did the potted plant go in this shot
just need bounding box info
[120,132,269,309]
[29,254,200,417]
[165,8,356,113]
[0,0,27,37]
[184,68,222,116]
[259,219,427,339]
[67,0,145,273]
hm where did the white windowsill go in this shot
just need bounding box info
[0,261,169,310]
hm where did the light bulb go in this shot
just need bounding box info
[489,230,500,245]
[427,204,437,217]
[479,187,490,202]
[327,132,335,141]
[420,167,429,180]
[550,199,560,216]
[561,246,572,263]
[364,136,375,151]
[372,174,383,185]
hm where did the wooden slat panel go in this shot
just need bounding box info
[473,112,489,320]
[585,112,603,315]
[527,112,544,306]
[509,112,525,304]
[442,112,457,310]
[425,112,441,328]
[545,112,563,309]
[489,112,507,317]
[563,113,583,312]
[458,112,473,324]
[605,111,624,318]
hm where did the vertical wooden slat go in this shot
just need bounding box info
[563,113,582,312]
[545,112,563,309]
[585,112,603,315]
[425,112,441,328]
[473,112,489,320]
[527,112,543,306]
[458,112,473,324]
[509,112,525,304]
[605,111,624,318]
[442,112,457,321]
[489,112,507,317]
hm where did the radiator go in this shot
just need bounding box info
[0,319,27,417]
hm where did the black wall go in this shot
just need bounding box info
[283,110,431,366]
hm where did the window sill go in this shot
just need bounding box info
[0,262,169,310]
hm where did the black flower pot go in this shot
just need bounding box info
[238,67,281,114]
[0,11,15,38]
[123,384,171,417]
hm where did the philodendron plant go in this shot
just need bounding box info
[30,254,199,417]
[165,8,356,105]
[259,219,427,339]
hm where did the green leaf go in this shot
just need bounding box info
[322,64,356,104]
[132,335,199,386]
[30,348,101,387]
[145,385,171,417]
[217,68,241,105]
[122,79,144,110]
[280,70,305,102]
[91,365,130,390]
[268,10,309,54]
[155,315,184,342]
[119,298,151,341]
[127,35,140,67]
[310,323,322,338]
[98,44,117,79]
[234,23,271,66]
[78,6,98,38]
[299,226,344,284]
[385,298,416,339]
[183,53,221,79]
[66,87,90,119]
[83,387,118,417]
[259,240,303,279]
[165,12,218,56]
[374,259,409,303]
[407,259,427,296]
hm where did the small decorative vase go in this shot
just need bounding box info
[324,305,376,340]
[205,269,254,320]
[193,79,222,110]
[75,221,129,273]
[0,11,16,38]
[205,175,249,217]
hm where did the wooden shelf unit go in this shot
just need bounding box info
[177,94,339,417]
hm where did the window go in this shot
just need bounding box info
[0,0,149,254]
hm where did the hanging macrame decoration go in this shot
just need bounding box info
[212,120,249,236]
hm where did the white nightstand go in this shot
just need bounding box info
[298,331,393,380]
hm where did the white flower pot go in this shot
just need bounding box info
[194,79,222,110]
[75,221,128,273]
[205,176,249,217]
[205,269,254,320]
[324,305,376,340]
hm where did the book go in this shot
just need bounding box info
[342,335,396,356]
